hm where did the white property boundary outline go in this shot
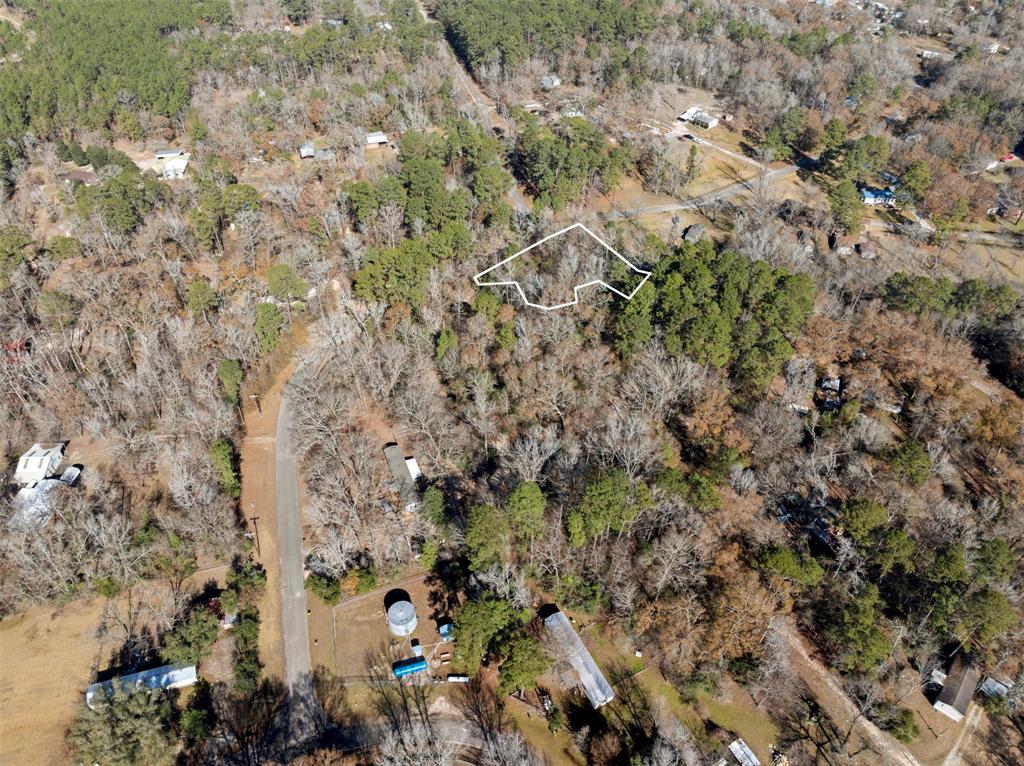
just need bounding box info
[472,222,652,311]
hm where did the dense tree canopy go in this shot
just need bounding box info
[649,239,815,392]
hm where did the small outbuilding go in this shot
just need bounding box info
[365,131,389,148]
[691,111,719,129]
[861,188,896,206]
[933,657,980,722]
[155,153,191,180]
[728,738,761,766]
[540,74,562,91]
[683,223,705,243]
[383,443,421,511]
[61,169,99,187]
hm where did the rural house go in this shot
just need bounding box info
[540,74,561,90]
[13,443,64,486]
[933,656,980,722]
[86,664,198,708]
[365,131,389,148]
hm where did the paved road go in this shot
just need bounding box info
[276,394,323,738]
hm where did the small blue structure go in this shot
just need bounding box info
[393,657,428,678]
[438,620,453,640]
[861,188,896,206]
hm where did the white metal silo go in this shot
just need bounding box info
[387,599,417,636]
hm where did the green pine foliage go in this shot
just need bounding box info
[233,605,262,692]
[254,303,284,355]
[513,111,630,210]
[883,273,1018,324]
[306,571,342,605]
[210,438,240,499]
[217,359,243,406]
[465,503,510,571]
[568,469,652,546]
[68,684,176,766]
[888,441,932,485]
[508,481,546,545]
[613,280,656,359]
[838,499,888,546]
[160,607,220,665]
[756,545,823,587]
[437,0,657,78]
[0,1,225,172]
[827,584,892,674]
[0,225,31,289]
[498,636,549,695]
[265,263,309,302]
[452,596,518,673]
[650,238,814,393]
[37,289,81,328]
[829,179,864,234]
[187,280,220,318]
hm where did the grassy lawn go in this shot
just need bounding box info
[507,701,583,766]
[697,687,780,761]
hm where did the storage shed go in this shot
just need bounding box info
[393,657,427,678]
[383,443,421,511]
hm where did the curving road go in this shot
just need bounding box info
[414,0,531,215]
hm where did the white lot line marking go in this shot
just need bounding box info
[473,222,652,310]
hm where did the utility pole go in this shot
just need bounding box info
[249,513,261,557]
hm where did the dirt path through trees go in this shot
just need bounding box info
[783,624,923,766]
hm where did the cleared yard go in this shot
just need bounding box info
[307,569,453,683]
[0,598,106,766]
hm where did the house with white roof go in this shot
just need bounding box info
[13,443,64,486]
[86,664,198,708]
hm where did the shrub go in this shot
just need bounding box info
[306,571,341,605]
[160,608,220,665]
[210,438,240,499]
[884,707,920,742]
[889,441,931,485]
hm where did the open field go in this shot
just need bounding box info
[0,598,106,766]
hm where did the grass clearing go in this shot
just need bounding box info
[0,598,107,766]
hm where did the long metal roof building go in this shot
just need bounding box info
[86,663,198,708]
[543,608,614,708]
